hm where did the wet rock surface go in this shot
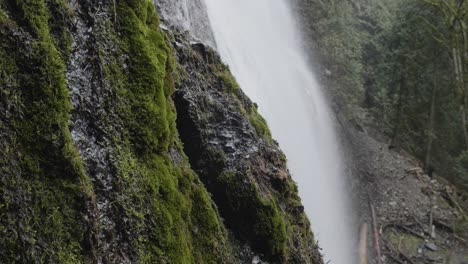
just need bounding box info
[155,0,216,47]
[1,1,229,262]
[0,0,325,263]
[66,1,131,262]
[166,29,323,263]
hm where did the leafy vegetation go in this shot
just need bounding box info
[295,0,468,190]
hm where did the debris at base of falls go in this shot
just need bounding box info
[348,126,468,263]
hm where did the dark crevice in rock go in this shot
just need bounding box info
[173,90,203,171]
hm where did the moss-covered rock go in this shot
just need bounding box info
[169,31,323,263]
[0,0,230,262]
[0,0,323,263]
[0,0,92,262]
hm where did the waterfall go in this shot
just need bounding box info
[202,0,355,263]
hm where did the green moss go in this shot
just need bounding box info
[219,68,241,97]
[111,142,227,263]
[46,0,74,59]
[0,0,94,261]
[385,230,422,256]
[249,105,273,141]
[218,171,287,259]
[117,0,174,156]
[6,0,91,190]
[98,1,230,262]
[0,8,6,23]
[113,147,190,262]
[217,68,273,142]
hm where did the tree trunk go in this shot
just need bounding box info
[451,33,468,148]
[358,223,368,264]
[461,104,468,149]
[425,80,437,169]
[391,77,406,149]
[461,20,468,149]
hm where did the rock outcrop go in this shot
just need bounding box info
[0,0,322,263]
[167,29,323,263]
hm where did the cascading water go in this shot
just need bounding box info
[202,0,356,263]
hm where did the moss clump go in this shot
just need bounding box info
[249,104,273,141]
[0,0,93,262]
[218,68,241,97]
[385,230,422,256]
[217,171,287,259]
[112,146,227,263]
[46,0,74,58]
[6,0,91,190]
[117,0,175,156]
[105,0,230,262]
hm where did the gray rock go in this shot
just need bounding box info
[424,243,438,251]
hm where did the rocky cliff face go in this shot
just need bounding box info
[167,29,323,263]
[0,0,322,263]
[155,0,215,47]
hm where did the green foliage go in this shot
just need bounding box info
[367,0,467,188]
[455,151,468,189]
[297,0,468,190]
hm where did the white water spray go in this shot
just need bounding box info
[203,0,355,262]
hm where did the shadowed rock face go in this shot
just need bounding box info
[167,29,324,263]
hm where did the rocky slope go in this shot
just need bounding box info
[343,124,468,264]
[0,0,322,263]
